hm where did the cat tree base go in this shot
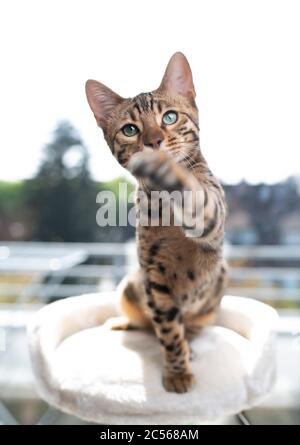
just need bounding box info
[27,293,278,424]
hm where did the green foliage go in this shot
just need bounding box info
[101,177,135,200]
[23,121,99,241]
[0,181,25,217]
[0,121,135,242]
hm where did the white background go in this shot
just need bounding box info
[0,0,300,184]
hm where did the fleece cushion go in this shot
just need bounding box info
[27,293,278,425]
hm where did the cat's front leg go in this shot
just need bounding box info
[129,150,226,246]
[129,150,205,235]
[144,271,195,393]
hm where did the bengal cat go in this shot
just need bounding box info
[85,52,228,393]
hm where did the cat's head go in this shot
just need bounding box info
[85,52,199,169]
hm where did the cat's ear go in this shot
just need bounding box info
[157,52,195,101]
[85,80,124,131]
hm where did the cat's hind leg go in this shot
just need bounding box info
[185,311,217,340]
[104,271,151,331]
[184,311,217,361]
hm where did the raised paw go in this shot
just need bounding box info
[163,371,195,393]
[128,151,182,192]
[102,316,138,331]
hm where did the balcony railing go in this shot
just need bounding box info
[0,241,299,424]
[0,242,299,308]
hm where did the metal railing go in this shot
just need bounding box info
[0,241,136,303]
[0,241,299,306]
[0,241,299,424]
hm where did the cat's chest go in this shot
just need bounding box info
[137,224,197,261]
[137,226,213,275]
[175,280,212,315]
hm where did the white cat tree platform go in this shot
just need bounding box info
[27,293,278,425]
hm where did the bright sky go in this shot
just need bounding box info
[0,0,300,184]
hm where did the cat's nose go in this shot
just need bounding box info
[143,130,164,149]
[146,137,163,149]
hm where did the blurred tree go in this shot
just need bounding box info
[25,121,98,241]
[0,181,28,240]
[100,178,135,242]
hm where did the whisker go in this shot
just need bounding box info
[172,147,200,172]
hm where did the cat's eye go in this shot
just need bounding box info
[162,110,178,125]
[122,124,139,137]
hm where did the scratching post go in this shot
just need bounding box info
[27,293,278,424]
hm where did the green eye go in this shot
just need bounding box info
[122,124,139,137]
[162,110,178,125]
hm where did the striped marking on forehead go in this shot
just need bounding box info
[127,93,169,121]
[132,93,154,114]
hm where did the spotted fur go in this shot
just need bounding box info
[86,52,228,393]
